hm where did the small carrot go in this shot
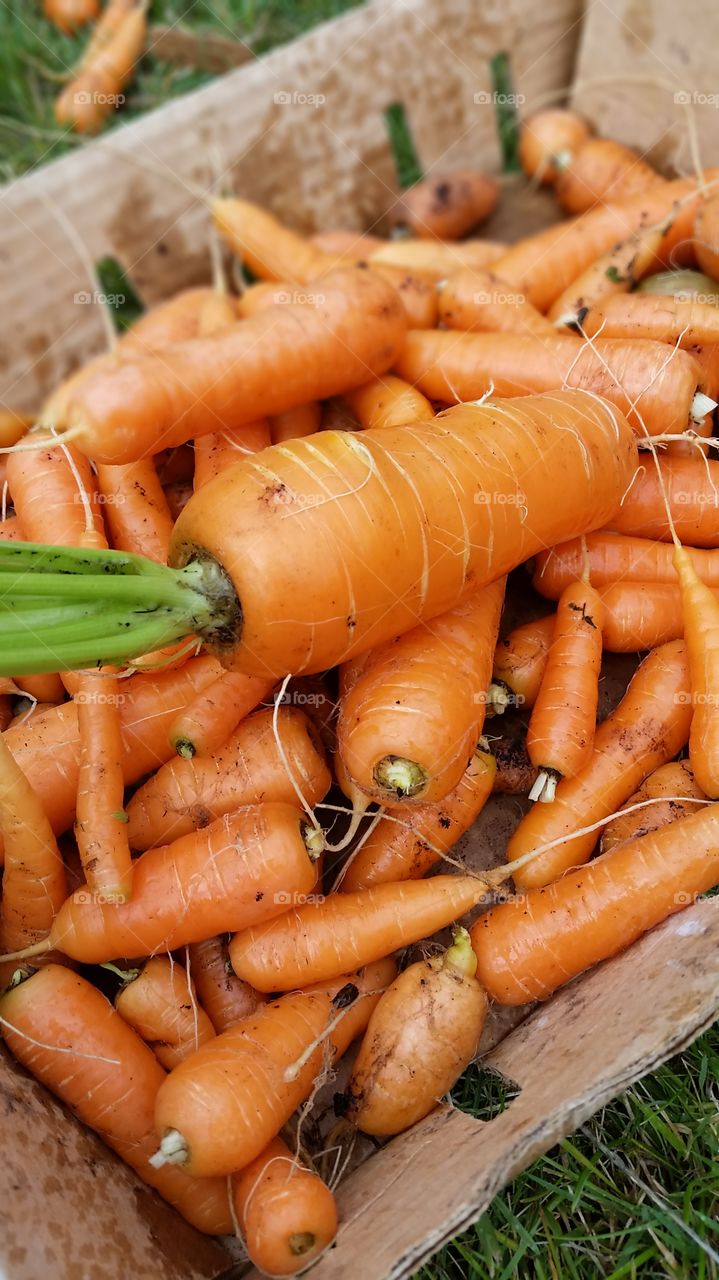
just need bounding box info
[554,137,661,215]
[13,672,65,705]
[492,613,555,711]
[7,429,105,546]
[74,0,136,67]
[394,330,702,438]
[193,421,272,490]
[228,874,488,993]
[533,533,719,598]
[337,577,506,805]
[438,268,556,336]
[339,747,496,891]
[75,665,133,903]
[599,581,690,652]
[508,640,692,889]
[342,376,434,431]
[472,801,719,1005]
[55,0,148,134]
[126,706,330,850]
[270,403,321,444]
[345,927,488,1135]
[490,735,539,795]
[0,966,233,1234]
[600,760,707,854]
[368,237,504,280]
[518,108,592,185]
[169,670,275,758]
[385,170,499,239]
[672,544,719,796]
[608,456,719,547]
[43,0,99,33]
[311,229,384,257]
[232,1137,338,1276]
[694,189,719,280]
[152,990,334,1177]
[95,459,174,563]
[189,935,266,1033]
[526,577,604,801]
[0,409,32,449]
[115,956,216,1068]
[548,220,669,326]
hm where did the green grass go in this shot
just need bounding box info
[2,4,718,1276]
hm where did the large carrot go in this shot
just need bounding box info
[0,966,233,1234]
[492,613,555,710]
[385,170,498,238]
[472,802,719,1004]
[337,577,506,804]
[126,706,330,850]
[438,268,556,336]
[394,330,702,437]
[339,747,496,891]
[0,392,637,677]
[189,935,266,1033]
[169,670,274,758]
[228,874,488,992]
[518,108,592,185]
[608,456,719,547]
[554,138,661,215]
[115,956,216,1068]
[600,759,707,854]
[508,640,692,889]
[582,291,719,347]
[342,376,434,430]
[533,533,719,598]
[232,1137,338,1277]
[63,268,406,463]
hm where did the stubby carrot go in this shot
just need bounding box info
[438,268,556,336]
[342,376,434,430]
[385,170,498,238]
[554,137,661,215]
[189,935,266,1033]
[518,108,592,184]
[169,670,274,758]
[533,534,719,598]
[492,614,555,711]
[44,0,99,33]
[270,403,321,444]
[232,1137,338,1276]
[608,456,719,547]
[600,760,707,854]
[115,956,216,1068]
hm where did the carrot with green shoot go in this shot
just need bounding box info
[553,137,661,215]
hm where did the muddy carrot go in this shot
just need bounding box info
[600,759,707,854]
[189,935,266,1033]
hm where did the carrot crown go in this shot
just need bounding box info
[0,542,234,674]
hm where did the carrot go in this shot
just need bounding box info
[672,544,719,796]
[44,0,99,32]
[22,803,321,966]
[582,291,719,349]
[232,1136,338,1276]
[490,735,539,795]
[75,0,136,66]
[14,672,65,704]
[124,287,228,353]
[0,391,638,678]
[438,268,556,336]
[385,170,499,239]
[491,175,715,312]
[306,957,399,1057]
[533,533,719,598]
[270,403,321,444]
[0,966,233,1234]
[0,516,23,541]
[526,578,604,801]
[7,429,105,545]
[311,229,384,257]
[193,421,272,490]
[344,928,487,1135]
[0,732,67,964]
[0,409,32,449]
[189,935,266,1033]
[126,705,330,850]
[95,459,174,563]
[0,697,15,732]
[115,956,216,1068]
[368,238,505,280]
[492,613,555,711]
[64,268,406,463]
[394,330,703,438]
[548,220,670,325]
[518,108,592,185]
[75,666,132,903]
[337,577,506,804]
[608,456,719,547]
[342,376,433,431]
[228,874,488,992]
[169,670,274,758]
[152,990,335,1176]
[694,189,719,279]
[0,655,222,852]
[554,138,661,215]
[599,581,690,651]
[508,640,692,889]
[235,282,328,318]
[339,747,496,891]
[55,0,148,134]
[600,760,707,854]
[472,802,719,1005]
[163,480,192,521]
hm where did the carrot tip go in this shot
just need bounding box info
[149,1129,188,1169]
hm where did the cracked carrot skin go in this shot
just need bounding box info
[171,390,637,679]
[533,534,719,598]
[232,1136,338,1277]
[0,966,233,1234]
[154,991,334,1177]
[126,706,330,850]
[115,956,216,1069]
[48,803,318,964]
[492,614,555,710]
[472,801,719,1005]
[508,640,692,890]
[337,577,506,806]
[600,760,707,855]
[229,875,489,993]
[189,935,266,1033]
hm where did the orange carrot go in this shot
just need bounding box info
[55,0,148,134]
[343,376,434,431]
[438,268,556,336]
[582,291,719,353]
[694,189,719,279]
[385,170,498,239]
[306,957,399,1059]
[0,410,32,449]
[492,613,555,711]
[311,229,384,257]
[232,1137,338,1276]
[95,459,174,563]
[44,0,99,32]
[368,237,504,280]
[339,747,496,891]
[193,420,272,490]
[394,330,702,438]
[75,666,132,903]
[600,760,707,854]
[472,802,719,1005]
[608,456,719,547]
[599,581,690,651]
[7,429,105,545]
[548,221,669,325]
[189,935,266,1033]
[126,705,330,850]
[672,544,719,796]
[270,403,321,444]
[490,735,539,795]
[518,108,592,184]
[508,640,692,889]
[337,577,506,804]
[345,927,487,1135]
[0,966,233,1233]
[533,533,719,598]
[152,990,334,1176]
[228,874,488,993]
[526,578,604,801]
[0,516,23,541]
[13,672,65,704]
[115,956,216,1068]
[169,670,274,758]
[554,138,661,215]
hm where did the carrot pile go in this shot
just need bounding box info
[2,102,719,1269]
